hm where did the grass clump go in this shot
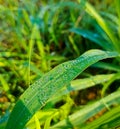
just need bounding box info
[0,0,120,129]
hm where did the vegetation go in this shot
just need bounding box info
[0,0,120,129]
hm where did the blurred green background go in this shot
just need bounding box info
[0,0,120,128]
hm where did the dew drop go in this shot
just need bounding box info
[37,94,46,106]
[62,63,71,70]
[31,86,34,90]
[24,98,29,104]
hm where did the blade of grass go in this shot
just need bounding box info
[0,111,10,129]
[34,114,41,129]
[85,2,120,53]
[26,73,116,129]
[92,62,120,72]
[115,0,120,38]
[51,74,116,99]
[5,49,119,129]
[26,109,58,129]
[69,28,113,50]
[68,35,80,56]
[28,24,36,86]
[101,73,120,96]
[81,104,120,129]
[35,26,47,72]
[50,90,120,129]
[0,75,9,92]
[69,74,116,92]
[115,0,120,19]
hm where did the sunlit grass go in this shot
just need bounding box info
[0,0,120,129]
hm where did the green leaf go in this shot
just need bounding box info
[39,73,117,121]
[54,74,116,98]
[5,49,119,129]
[92,62,120,72]
[81,104,120,129]
[69,28,113,50]
[0,111,9,129]
[85,3,120,53]
[50,90,120,129]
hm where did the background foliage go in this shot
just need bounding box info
[0,0,120,129]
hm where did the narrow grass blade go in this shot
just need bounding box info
[92,62,120,72]
[85,3,120,52]
[69,74,116,92]
[115,0,120,38]
[51,74,116,99]
[34,115,41,129]
[115,0,120,22]
[69,28,113,50]
[101,73,120,96]
[50,90,120,129]
[82,105,120,129]
[0,75,9,92]
[0,112,9,129]
[19,71,115,129]
[5,49,119,129]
